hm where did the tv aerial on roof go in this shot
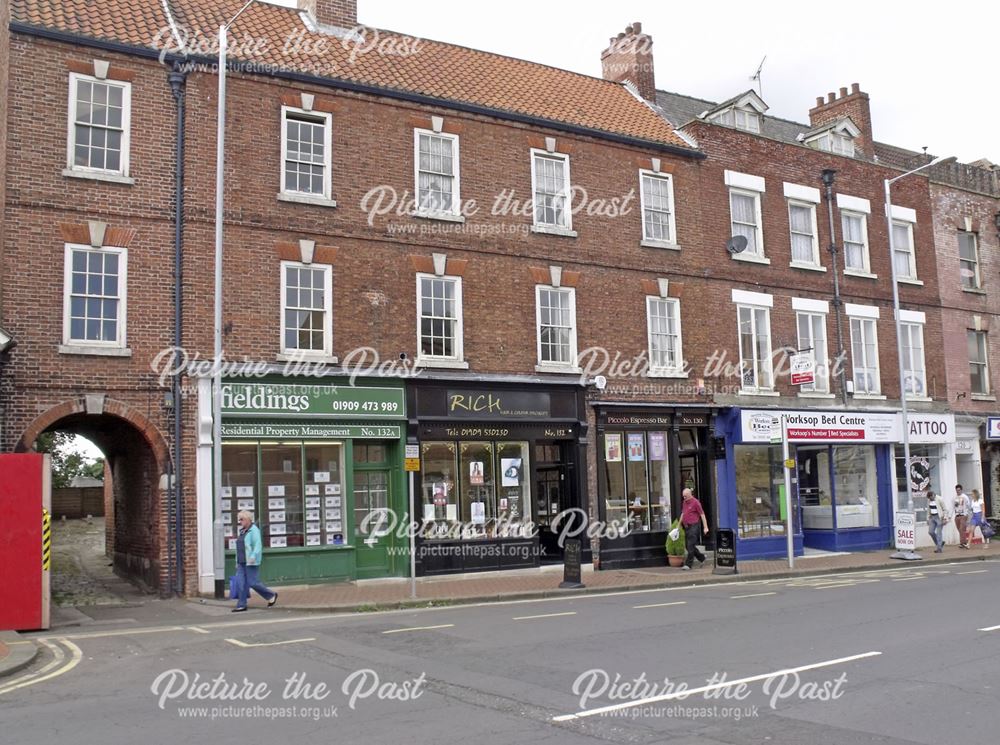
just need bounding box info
[726,235,749,255]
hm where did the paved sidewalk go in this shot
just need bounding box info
[0,630,41,681]
[206,541,1000,613]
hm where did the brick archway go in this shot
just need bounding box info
[16,396,172,592]
[15,396,170,472]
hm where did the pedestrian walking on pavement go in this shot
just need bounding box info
[969,489,988,547]
[680,488,709,570]
[926,490,946,553]
[233,510,278,612]
[954,485,971,548]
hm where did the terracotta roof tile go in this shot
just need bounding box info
[11,0,696,151]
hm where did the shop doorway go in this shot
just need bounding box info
[353,469,391,579]
[677,428,714,550]
[534,441,574,563]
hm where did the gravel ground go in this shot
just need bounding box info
[50,517,138,607]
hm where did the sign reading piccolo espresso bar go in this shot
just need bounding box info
[221,383,405,419]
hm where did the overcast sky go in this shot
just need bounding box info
[360,0,996,164]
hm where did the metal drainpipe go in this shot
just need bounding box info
[169,63,188,595]
[822,170,849,407]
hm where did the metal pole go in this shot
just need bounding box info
[822,170,849,406]
[211,24,227,596]
[885,176,919,560]
[782,415,794,568]
[409,470,416,599]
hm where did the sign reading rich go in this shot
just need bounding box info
[446,390,551,419]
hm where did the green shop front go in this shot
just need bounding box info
[220,380,407,584]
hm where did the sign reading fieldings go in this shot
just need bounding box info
[221,383,405,419]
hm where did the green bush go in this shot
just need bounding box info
[665,518,686,556]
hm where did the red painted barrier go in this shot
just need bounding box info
[0,453,49,631]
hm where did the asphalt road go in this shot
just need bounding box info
[2,561,999,745]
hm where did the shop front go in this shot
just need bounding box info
[717,408,903,559]
[409,380,588,575]
[894,412,957,548]
[209,380,408,586]
[594,406,716,569]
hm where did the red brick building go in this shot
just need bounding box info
[1,0,720,592]
[600,22,979,556]
[1,3,990,595]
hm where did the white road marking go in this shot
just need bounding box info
[892,577,925,582]
[187,626,211,634]
[552,650,883,721]
[811,583,860,590]
[730,592,777,599]
[382,624,455,635]
[513,612,577,621]
[0,639,83,696]
[633,601,687,609]
[224,637,315,648]
[978,624,1000,632]
[957,570,988,575]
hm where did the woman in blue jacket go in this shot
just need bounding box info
[233,510,278,612]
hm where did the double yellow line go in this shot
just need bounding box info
[0,639,82,696]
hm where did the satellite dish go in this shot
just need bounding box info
[726,235,749,254]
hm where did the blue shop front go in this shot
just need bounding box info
[716,408,901,559]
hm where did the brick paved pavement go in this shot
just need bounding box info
[221,542,999,612]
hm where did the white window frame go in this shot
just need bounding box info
[841,210,872,275]
[535,285,579,371]
[413,128,461,217]
[795,310,830,394]
[279,260,333,358]
[848,315,881,396]
[530,149,573,234]
[891,219,917,281]
[62,243,128,349]
[729,187,766,260]
[900,321,927,399]
[66,72,132,178]
[736,303,774,393]
[415,273,465,366]
[829,133,855,156]
[734,108,761,133]
[958,232,981,290]
[639,170,677,247]
[280,106,333,201]
[787,199,821,268]
[645,296,684,377]
[969,330,990,396]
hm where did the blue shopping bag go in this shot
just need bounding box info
[229,573,243,600]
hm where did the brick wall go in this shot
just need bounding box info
[930,182,1000,408]
[678,119,945,407]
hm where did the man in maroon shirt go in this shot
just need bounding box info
[680,488,709,570]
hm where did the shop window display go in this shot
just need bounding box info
[734,445,788,538]
[895,444,942,523]
[420,440,531,538]
[602,431,671,532]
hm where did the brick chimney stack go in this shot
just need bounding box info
[601,22,656,102]
[298,0,358,29]
[808,82,873,158]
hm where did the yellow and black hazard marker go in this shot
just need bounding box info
[42,508,51,571]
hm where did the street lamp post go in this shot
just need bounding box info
[213,0,256,597]
[887,154,955,561]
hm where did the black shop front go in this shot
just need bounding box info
[409,379,589,575]
[595,405,717,569]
